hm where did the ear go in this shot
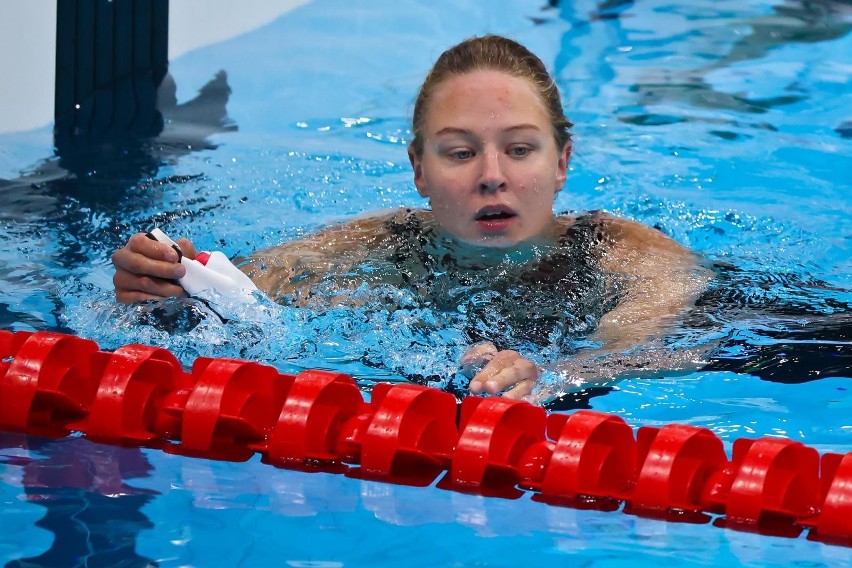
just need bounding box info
[555,140,572,193]
[408,146,429,198]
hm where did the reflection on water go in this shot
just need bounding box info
[0,434,158,568]
[621,0,852,129]
[0,69,237,332]
[551,0,851,138]
[3,433,846,567]
[3,69,235,225]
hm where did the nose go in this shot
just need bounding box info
[478,150,506,193]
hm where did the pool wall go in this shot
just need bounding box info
[0,0,307,135]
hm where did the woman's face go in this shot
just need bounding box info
[409,69,571,248]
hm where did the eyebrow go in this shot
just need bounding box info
[434,124,542,136]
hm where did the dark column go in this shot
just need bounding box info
[54,0,169,148]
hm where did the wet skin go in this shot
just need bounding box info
[408,70,571,249]
[407,69,573,397]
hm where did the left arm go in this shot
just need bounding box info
[466,213,713,400]
[592,214,712,350]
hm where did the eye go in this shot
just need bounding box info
[508,145,531,157]
[450,149,474,160]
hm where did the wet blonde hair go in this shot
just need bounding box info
[410,34,572,157]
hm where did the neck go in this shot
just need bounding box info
[420,214,562,268]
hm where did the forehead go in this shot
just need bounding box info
[425,70,550,129]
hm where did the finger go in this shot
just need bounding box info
[175,237,199,260]
[468,351,510,393]
[461,343,499,387]
[502,378,536,399]
[112,245,186,281]
[475,355,539,394]
[113,269,186,302]
[113,268,186,297]
[128,232,181,262]
[460,341,498,365]
[469,351,524,394]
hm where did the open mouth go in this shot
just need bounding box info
[475,207,517,222]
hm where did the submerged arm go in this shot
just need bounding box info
[467,214,713,401]
[240,208,408,303]
[593,214,712,349]
[540,214,714,398]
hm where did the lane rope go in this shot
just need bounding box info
[1,329,849,546]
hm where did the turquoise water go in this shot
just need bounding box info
[1,0,851,566]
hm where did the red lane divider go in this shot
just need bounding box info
[629,424,728,521]
[439,397,546,498]
[520,410,635,510]
[0,330,849,546]
[0,331,99,435]
[167,357,290,461]
[261,369,364,471]
[71,345,184,443]
[711,437,821,538]
[350,383,457,486]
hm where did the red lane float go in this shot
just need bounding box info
[439,397,546,497]
[0,331,98,435]
[629,424,727,521]
[72,344,184,443]
[350,382,457,486]
[0,330,850,546]
[261,369,363,471]
[521,410,636,510]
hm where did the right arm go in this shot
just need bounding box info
[112,208,411,304]
[241,208,411,301]
[462,213,713,402]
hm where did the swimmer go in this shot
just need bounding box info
[112,35,712,401]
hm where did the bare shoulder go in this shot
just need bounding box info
[342,207,420,233]
[252,207,418,257]
[241,207,423,296]
[590,211,687,253]
[585,211,708,279]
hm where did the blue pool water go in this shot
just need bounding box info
[1,0,851,566]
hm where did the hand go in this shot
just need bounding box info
[461,342,540,400]
[111,232,198,303]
